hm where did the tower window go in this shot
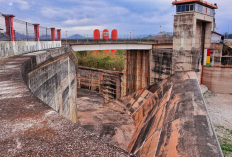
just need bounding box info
[190,5,194,11]
[186,5,190,11]
[177,6,181,12]
[181,5,186,12]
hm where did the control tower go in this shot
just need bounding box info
[172,0,218,80]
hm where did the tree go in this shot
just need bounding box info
[0,28,6,40]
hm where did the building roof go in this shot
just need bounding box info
[172,0,218,9]
[212,31,223,37]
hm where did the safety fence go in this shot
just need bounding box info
[65,32,173,40]
[0,12,59,41]
[62,39,173,45]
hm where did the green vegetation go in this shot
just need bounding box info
[0,32,6,40]
[215,125,232,156]
[75,50,125,71]
[221,141,232,152]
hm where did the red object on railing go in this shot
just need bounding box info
[57,29,61,41]
[51,28,56,41]
[102,29,109,40]
[3,14,15,41]
[93,29,100,40]
[33,24,40,41]
[111,29,118,40]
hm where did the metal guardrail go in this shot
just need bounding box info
[62,39,173,45]
[64,33,173,40]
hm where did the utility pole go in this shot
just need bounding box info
[160,26,161,33]
[66,31,68,46]
[26,22,28,41]
[228,25,230,39]
[132,30,134,39]
[130,32,131,40]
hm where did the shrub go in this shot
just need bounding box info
[75,50,125,71]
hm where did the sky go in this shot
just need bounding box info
[0,0,231,37]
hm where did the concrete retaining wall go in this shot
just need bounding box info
[121,50,150,96]
[26,47,78,123]
[27,52,78,122]
[203,66,232,93]
[77,66,122,102]
[0,41,61,60]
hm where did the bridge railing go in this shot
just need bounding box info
[65,33,173,41]
[62,38,173,45]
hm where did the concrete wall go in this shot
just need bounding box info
[119,71,222,157]
[27,47,78,123]
[121,50,150,96]
[203,66,232,93]
[150,48,174,84]
[121,48,175,97]
[202,44,232,93]
[0,41,61,60]
[77,66,122,102]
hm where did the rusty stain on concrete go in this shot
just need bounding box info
[120,71,223,157]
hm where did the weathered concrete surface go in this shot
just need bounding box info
[173,12,213,82]
[150,48,174,84]
[77,88,135,150]
[77,66,122,103]
[27,49,78,123]
[203,66,232,94]
[119,71,222,157]
[121,50,150,96]
[0,41,61,60]
[0,48,129,156]
[198,43,232,93]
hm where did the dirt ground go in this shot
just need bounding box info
[203,86,232,157]
[76,88,135,151]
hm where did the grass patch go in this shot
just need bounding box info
[221,141,232,152]
[75,50,125,71]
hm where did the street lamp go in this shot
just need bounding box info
[132,30,134,39]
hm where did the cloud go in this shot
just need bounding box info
[0,0,30,10]
[0,0,231,36]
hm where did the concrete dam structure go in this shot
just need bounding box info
[0,0,230,156]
